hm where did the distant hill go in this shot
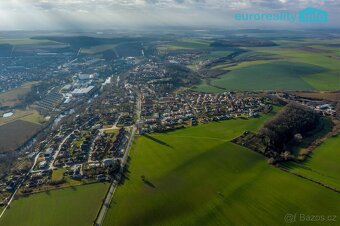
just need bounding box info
[32,36,150,49]
[210,39,277,47]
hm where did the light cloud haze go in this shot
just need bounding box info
[0,0,339,30]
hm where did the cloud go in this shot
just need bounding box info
[0,0,338,30]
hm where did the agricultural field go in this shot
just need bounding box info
[0,38,59,45]
[290,91,340,102]
[0,82,38,108]
[193,38,340,92]
[0,120,41,153]
[158,38,212,51]
[0,109,45,126]
[283,135,340,190]
[0,183,109,226]
[209,61,325,91]
[193,80,224,93]
[103,109,340,226]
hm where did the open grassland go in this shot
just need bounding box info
[283,135,340,190]
[0,82,38,108]
[0,183,109,226]
[0,120,41,153]
[194,40,340,92]
[193,80,224,93]
[210,61,324,91]
[252,47,340,91]
[103,110,340,226]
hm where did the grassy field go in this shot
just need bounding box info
[283,135,340,190]
[0,109,45,126]
[209,61,325,91]
[253,47,340,91]
[193,79,225,93]
[0,183,109,226]
[0,82,38,108]
[51,168,65,181]
[193,39,340,93]
[103,110,340,226]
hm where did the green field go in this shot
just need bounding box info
[0,109,45,126]
[193,40,340,93]
[203,61,327,91]
[192,79,225,93]
[159,38,212,50]
[253,47,340,91]
[103,111,340,226]
[0,183,109,226]
[0,82,38,108]
[284,135,340,190]
[51,168,65,181]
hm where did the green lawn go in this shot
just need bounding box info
[103,111,340,226]
[283,135,340,190]
[0,183,109,226]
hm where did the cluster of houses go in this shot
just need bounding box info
[24,170,51,190]
[140,94,196,133]
[91,128,128,161]
[54,129,96,167]
[166,52,202,65]
[96,84,135,118]
[138,92,267,133]
[187,92,265,119]
[127,59,176,95]
[0,52,72,94]
[35,134,64,170]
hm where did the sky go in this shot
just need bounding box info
[0,0,339,30]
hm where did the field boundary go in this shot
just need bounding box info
[279,167,340,194]
[15,181,107,199]
[151,134,229,141]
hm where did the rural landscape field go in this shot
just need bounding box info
[0,0,339,226]
[0,183,109,226]
[103,111,340,226]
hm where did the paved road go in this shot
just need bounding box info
[94,181,117,226]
